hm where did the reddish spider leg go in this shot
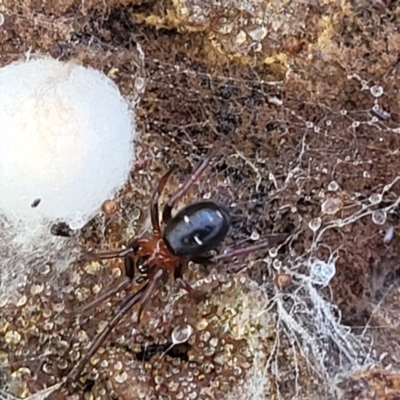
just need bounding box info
[162,147,221,224]
[68,268,167,381]
[150,167,176,235]
[67,244,140,317]
[65,276,132,316]
[68,282,147,381]
[215,233,289,262]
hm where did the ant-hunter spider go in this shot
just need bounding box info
[68,148,280,381]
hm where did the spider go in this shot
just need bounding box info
[68,148,281,381]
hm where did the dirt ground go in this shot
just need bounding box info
[1,1,400,399]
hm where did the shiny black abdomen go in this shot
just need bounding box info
[163,201,231,256]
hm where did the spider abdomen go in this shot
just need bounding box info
[163,201,230,256]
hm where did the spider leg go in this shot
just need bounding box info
[174,260,208,301]
[173,261,195,294]
[162,147,220,224]
[84,239,140,261]
[67,244,139,317]
[150,168,176,235]
[215,241,270,262]
[215,234,288,262]
[175,277,201,298]
[137,267,167,322]
[65,276,132,317]
[68,283,148,381]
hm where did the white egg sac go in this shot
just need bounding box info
[0,57,135,230]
